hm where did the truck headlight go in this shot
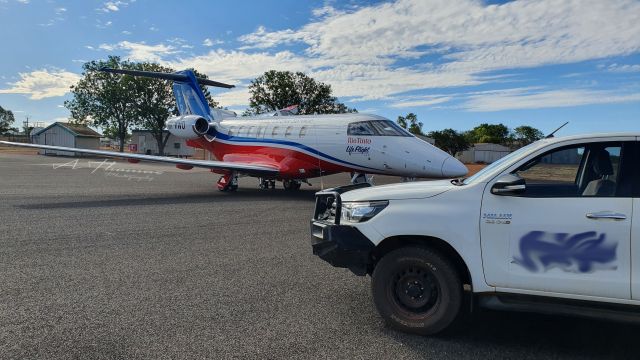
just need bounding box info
[341,201,388,223]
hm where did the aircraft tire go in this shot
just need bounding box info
[371,246,461,335]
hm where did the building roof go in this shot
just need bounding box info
[33,122,102,138]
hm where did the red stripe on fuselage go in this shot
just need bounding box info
[187,138,355,178]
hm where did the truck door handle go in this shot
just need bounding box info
[586,211,627,221]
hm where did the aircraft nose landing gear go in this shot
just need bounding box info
[217,173,238,191]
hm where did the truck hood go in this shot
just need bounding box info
[340,180,454,202]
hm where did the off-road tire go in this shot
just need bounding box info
[371,246,462,335]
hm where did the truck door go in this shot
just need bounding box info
[630,141,640,299]
[480,140,634,300]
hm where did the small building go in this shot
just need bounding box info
[130,130,194,157]
[457,143,511,164]
[32,122,102,156]
[415,134,435,145]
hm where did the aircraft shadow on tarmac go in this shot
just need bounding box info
[16,189,318,210]
[386,308,640,359]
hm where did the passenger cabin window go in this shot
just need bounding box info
[512,142,630,198]
[247,126,256,137]
[285,126,293,138]
[237,127,245,137]
[299,126,307,138]
[347,120,411,136]
[272,126,279,137]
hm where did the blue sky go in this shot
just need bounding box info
[0,0,639,136]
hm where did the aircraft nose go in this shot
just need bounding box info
[441,156,468,178]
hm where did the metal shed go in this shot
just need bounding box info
[456,143,512,164]
[31,122,102,156]
[130,130,195,157]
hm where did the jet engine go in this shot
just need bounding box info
[166,115,211,139]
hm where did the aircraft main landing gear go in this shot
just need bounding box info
[259,178,276,190]
[217,173,238,192]
[282,179,302,190]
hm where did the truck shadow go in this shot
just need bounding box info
[387,309,640,359]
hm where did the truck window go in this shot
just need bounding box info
[513,142,628,197]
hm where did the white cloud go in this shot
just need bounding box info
[55,7,66,14]
[121,30,132,35]
[0,69,80,100]
[236,0,640,99]
[390,96,453,108]
[99,1,131,13]
[104,2,119,11]
[78,0,640,110]
[462,88,640,112]
[99,41,178,62]
[604,63,640,73]
[203,38,224,47]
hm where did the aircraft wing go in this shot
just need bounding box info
[0,141,279,176]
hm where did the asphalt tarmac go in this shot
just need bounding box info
[0,152,638,359]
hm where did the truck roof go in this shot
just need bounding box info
[543,132,638,144]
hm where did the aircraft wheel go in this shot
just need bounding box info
[283,180,301,190]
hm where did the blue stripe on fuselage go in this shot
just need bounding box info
[211,131,381,171]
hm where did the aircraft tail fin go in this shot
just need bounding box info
[100,67,234,122]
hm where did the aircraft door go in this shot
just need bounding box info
[480,141,633,300]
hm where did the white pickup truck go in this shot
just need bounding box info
[310,133,639,334]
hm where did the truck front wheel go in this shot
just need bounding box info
[371,246,462,335]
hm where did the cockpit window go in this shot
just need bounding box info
[348,121,376,136]
[347,120,412,137]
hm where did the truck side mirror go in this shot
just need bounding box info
[491,174,526,195]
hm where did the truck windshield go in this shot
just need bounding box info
[462,141,544,185]
[348,120,412,137]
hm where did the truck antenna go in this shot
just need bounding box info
[545,121,569,139]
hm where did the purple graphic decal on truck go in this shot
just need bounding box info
[513,231,617,273]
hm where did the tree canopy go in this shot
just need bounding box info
[65,56,219,154]
[465,123,510,144]
[245,70,355,115]
[427,129,470,156]
[65,56,140,152]
[512,125,544,145]
[0,106,15,134]
[397,113,424,135]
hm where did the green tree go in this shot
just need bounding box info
[132,65,219,155]
[467,123,510,144]
[427,129,470,156]
[396,113,423,135]
[130,62,176,156]
[0,106,15,134]
[246,70,355,115]
[513,125,544,146]
[65,56,141,152]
